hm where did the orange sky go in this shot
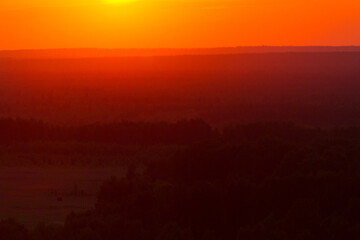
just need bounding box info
[1,0,360,50]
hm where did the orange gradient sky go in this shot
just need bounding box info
[1,0,360,50]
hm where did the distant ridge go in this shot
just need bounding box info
[1,46,360,59]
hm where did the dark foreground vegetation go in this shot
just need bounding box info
[2,118,360,239]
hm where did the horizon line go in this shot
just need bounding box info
[2,45,360,52]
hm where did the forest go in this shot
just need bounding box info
[2,0,360,237]
[2,50,360,239]
[1,118,360,239]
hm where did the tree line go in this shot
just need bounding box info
[2,119,360,239]
[0,118,215,145]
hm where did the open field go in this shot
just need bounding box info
[0,167,125,227]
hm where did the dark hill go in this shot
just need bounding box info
[1,46,360,59]
[1,52,360,126]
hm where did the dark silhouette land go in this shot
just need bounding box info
[1,48,360,239]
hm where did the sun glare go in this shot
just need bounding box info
[102,0,139,4]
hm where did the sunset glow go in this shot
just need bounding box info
[1,0,360,49]
[102,0,139,4]
[2,0,360,237]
